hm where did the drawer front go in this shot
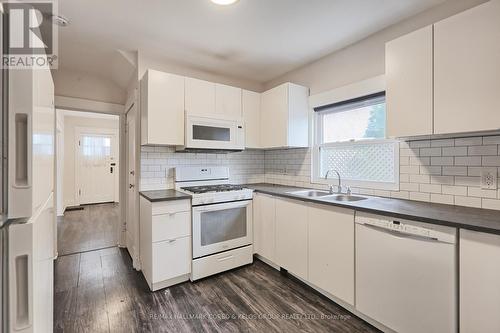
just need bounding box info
[152,199,190,215]
[152,211,191,242]
[191,245,253,281]
[153,236,191,282]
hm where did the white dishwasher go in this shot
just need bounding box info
[355,213,457,333]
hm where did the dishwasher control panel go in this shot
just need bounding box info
[355,214,457,244]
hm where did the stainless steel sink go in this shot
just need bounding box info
[326,194,367,202]
[288,190,331,198]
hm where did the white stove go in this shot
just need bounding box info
[175,166,253,206]
[175,166,254,281]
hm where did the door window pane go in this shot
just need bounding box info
[81,135,111,166]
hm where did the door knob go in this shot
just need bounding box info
[129,184,135,189]
[130,171,135,175]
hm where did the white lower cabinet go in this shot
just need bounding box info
[140,197,192,291]
[253,193,276,262]
[308,204,354,305]
[460,229,500,333]
[275,197,308,280]
[152,236,191,282]
[253,194,355,297]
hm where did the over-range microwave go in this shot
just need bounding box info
[177,115,245,151]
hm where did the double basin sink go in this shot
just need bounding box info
[288,190,368,202]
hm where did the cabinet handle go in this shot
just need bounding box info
[217,255,234,262]
[14,113,31,188]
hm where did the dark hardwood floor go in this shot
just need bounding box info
[54,247,379,333]
[57,203,119,255]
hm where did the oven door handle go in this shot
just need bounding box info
[193,200,251,212]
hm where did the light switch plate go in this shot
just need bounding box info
[481,168,497,190]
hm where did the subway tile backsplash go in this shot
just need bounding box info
[140,135,500,210]
[140,146,265,190]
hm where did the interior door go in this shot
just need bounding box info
[126,105,139,268]
[77,131,117,205]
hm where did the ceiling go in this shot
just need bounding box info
[57,0,446,88]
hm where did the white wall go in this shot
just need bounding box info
[138,51,264,92]
[56,113,65,216]
[53,67,127,105]
[264,0,488,94]
[62,113,120,208]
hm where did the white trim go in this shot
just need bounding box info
[125,87,137,112]
[310,76,398,191]
[309,75,385,109]
[55,95,124,115]
[74,126,119,205]
[59,109,119,120]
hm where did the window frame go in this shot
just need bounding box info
[311,93,399,191]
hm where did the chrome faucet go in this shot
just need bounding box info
[324,169,342,194]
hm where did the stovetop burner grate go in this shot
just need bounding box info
[181,184,244,194]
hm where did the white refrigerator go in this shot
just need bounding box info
[0,5,56,333]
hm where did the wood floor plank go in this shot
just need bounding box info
[55,248,380,333]
[54,204,379,333]
[54,253,80,293]
[58,203,119,255]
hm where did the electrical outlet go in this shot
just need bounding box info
[481,168,497,190]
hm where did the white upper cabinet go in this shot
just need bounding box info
[275,197,308,280]
[386,26,433,138]
[185,77,216,117]
[140,70,185,146]
[434,0,500,134]
[242,90,261,149]
[308,204,355,305]
[260,83,309,149]
[215,83,242,120]
[460,229,500,333]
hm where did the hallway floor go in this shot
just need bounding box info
[53,247,379,333]
[57,203,119,256]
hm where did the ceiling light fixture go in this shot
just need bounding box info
[211,0,239,5]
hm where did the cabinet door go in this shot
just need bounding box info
[153,236,191,283]
[460,229,500,333]
[261,84,288,148]
[141,70,184,145]
[275,198,308,280]
[185,77,216,117]
[216,83,242,120]
[254,193,276,263]
[434,1,500,134]
[252,193,261,254]
[242,90,261,149]
[308,204,354,305]
[386,26,433,138]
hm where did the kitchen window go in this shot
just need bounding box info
[312,92,399,190]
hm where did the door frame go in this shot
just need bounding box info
[125,100,140,270]
[74,126,119,205]
[54,96,127,249]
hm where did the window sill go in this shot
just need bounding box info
[311,178,399,192]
